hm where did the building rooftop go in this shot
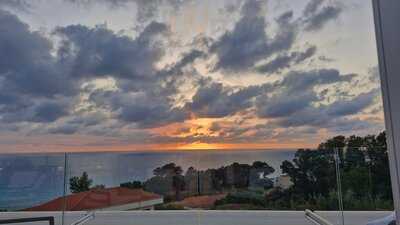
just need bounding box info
[25,187,162,211]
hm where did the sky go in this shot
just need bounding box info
[0,0,384,153]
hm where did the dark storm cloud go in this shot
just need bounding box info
[0,9,73,98]
[159,49,204,80]
[186,82,270,118]
[47,123,79,135]
[210,2,297,72]
[210,0,341,73]
[1,100,70,123]
[276,109,377,133]
[328,118,380,133]
[257,90,317,118]
[256,69,352,117]
[257,55,294,74]
[150,49,205,97]
[0,9,75,124]
[115,93,188,128]
[0,9,191,128]
[119,104,187,128]
[257,46,316,74]
[54,21,177,125]
[294,46,317,63]
[263,87,379,133]
[88,90,189,128]
[30,101,69,122]
[55,22,167,80]
[303,0,324,17]
[167,50,205,73]
[255,69,377,133]
[0,1,378,141]
[325,89,379,117]
[302,0,343,31]
[45,113,107,135]
[280,69,355,92]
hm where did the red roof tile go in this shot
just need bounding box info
[25,187,162,211]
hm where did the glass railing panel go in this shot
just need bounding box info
[184,149,341,225]
[266,147,342,225]
[0,153,66,225]
[340,145,394,225]
[150,150,202,211]
[60,151,200,225]
[193,150,293,211]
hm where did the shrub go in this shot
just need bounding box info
[154,203,185,210]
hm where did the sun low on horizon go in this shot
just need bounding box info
[0,0,384,153]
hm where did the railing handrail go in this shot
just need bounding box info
[0,216,54,225]
[70,212,95,225]
[305,209,334,225]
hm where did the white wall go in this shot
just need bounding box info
[98,198,164,211]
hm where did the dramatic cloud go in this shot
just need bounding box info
[0,8,189,128]
[186,82,269,118]
[260,89,378,132]
[0,0,382,151]
[256,69,353,118]
[279,69,355,92]
[325,89,379,117]
[302,0,343,31]
[113,93,188,128]
[1,99,70,123]
[256,46,317,74]
[254,69,380,134]
[55,22,168,80]
[0,9,72,97]
[257,90,317,118]
[210,2,297,72]
[87,88,189,129]
[0,9,75,124]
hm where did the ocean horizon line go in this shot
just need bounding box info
[0,148,302,155]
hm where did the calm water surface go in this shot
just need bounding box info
[0,149,295,210]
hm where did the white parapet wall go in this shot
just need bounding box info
[97,198,164,211]
[0,211,393,225]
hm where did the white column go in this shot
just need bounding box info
[373,0,400,223]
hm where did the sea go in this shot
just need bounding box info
[0,149,295,210]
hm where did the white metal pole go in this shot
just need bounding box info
[372,1,400,224]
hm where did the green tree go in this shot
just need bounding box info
[342,167,370,198]
[252,161,275,174]
[281,149,335,199]
[277,132,393,210]
[153,163,185,200]
[92,184,105,190]
[69,172,93,193]
[367,132,392,200]
[120,181,143,189]
[344,135,366,169]
[153,163,183,177]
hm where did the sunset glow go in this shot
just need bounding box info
[0,0,383,153]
